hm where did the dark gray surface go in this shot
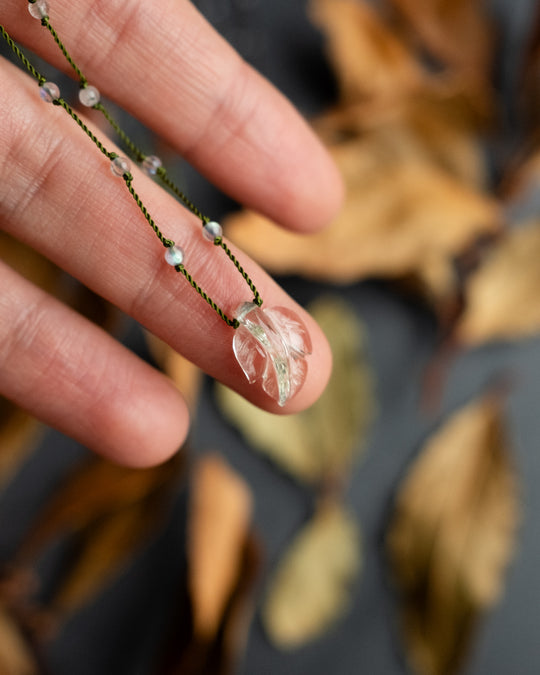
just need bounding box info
[1,0,540,673]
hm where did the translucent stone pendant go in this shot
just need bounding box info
[233,302,312,406]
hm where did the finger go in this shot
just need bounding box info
[0,58,333,413]
[0,261,189,467]
[2,0,343,233]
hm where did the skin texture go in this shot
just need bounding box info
[0,0,343,467]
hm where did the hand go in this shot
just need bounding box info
[0,0,343,466]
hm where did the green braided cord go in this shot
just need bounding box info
[42,17,87,85]
[156,167,209,224]
[218,240,263,306]
[93,103,146,162]
[176,265,240,328]
[124,178,174,247]
[0,24,45,84]
[1,15,264,326]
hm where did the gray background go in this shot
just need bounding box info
[1,0,540,673]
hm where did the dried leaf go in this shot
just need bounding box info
[0,607,37,675]
[188,453,253,642]
[263,501,360,649]
[309,0,425,103]
[457,222,540,345]
[389,0,494,74]
[146,333,203,412]
[16,455,183,562]
[225,143,500,291]
[387,395,520,675]
[217,297,375,484]
[0,400,43,491]
[52,502,161,616]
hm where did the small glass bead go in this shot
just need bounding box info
[141,155,162,176]
[110,156,131,177]
[28,0,49,20]
[78,85,100,107]
[164,245,185,267]
[39,81,60,103]
[203,220,222,242]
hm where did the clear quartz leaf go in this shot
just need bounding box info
[233,303,312,406]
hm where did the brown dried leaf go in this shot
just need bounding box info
[263,501,360,649]
[216,297,375,484]
[389,0,494,74]
[52,502,161,616]
[225,141,500,294]
[0,607,37,675]
[309,0,425,103]
[16,455,182,562]
[146,333,203,412]
[188,453,253,642]
[0,401,43,491]
[457,222,540,345]
[387,395,520,675]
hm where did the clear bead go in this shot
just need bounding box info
[28,0,49,20]
[39,81,60,103]
[202,220,222,242]
[79,85,100,107]
[164,245,184,267]
[110,156,131,177]
[141,155,162,176]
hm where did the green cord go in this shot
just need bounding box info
[0,7,264,327]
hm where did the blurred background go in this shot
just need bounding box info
[1,0,540,673]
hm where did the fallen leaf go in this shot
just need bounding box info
[0,607,37,675]
[457,222,540,345]
[309,0,425,104]
[263,500,360,649]
[15,454,183,562]
[389,0,494,74]
[188,453,253,642]
[387,395,520,675]
[0,400,43,491]
[225,142,500,294]
[216,297,375,484]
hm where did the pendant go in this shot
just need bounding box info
[233,302,312,406]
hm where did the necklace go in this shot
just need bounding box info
[0,0,313,406]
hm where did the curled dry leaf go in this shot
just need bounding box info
[263,501,360,649]
[388,0,494,74]
[457,222,540,345]
[216,297,375,484]
[309,0,425,103]
[0,607,37,675]
[189,453,253,642]
[387,395,520,675]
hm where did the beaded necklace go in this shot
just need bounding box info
[0,0,312,406]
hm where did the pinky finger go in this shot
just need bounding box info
[0,260,189,467]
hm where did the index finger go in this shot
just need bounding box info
[2,0,343,232]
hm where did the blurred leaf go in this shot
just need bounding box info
[0,607,37,675]
[146,333,203,412]
[225,143,500,300]
[389,0,494,74]
[217,297,375,484]
[263,500,360,649]
[387,395,520,675]
[457,222,540,345]
[309,0,425,103]
[0,400,43,491]
[188,453,253,642]
[51,498,165,617]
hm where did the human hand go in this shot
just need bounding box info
[0,0,343,466]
